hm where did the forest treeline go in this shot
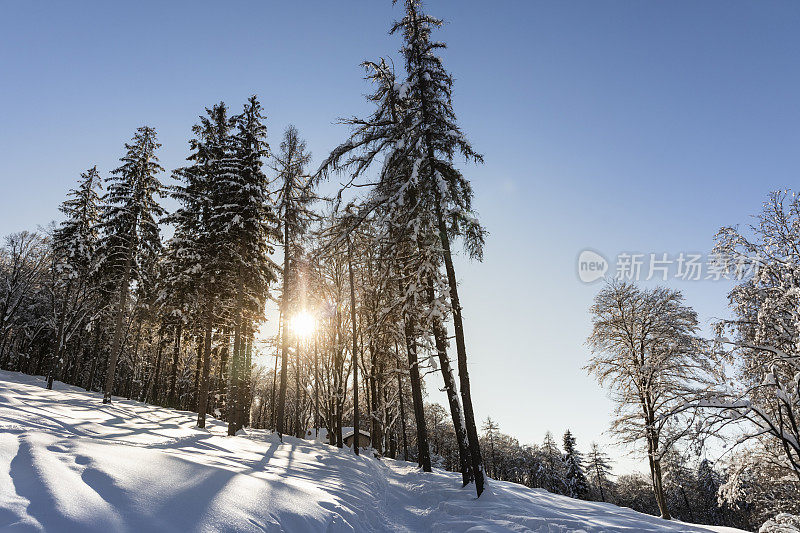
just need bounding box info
[0,0,489,499]
[0,1,798,531]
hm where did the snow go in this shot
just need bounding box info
[0,370,747,533]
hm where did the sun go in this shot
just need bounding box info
[290,310,316,340]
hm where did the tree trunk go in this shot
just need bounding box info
[270,314,280,430]
[594,458,606,502]
[167,322,182,407]
[347,235,360,454]
[125,320,143,400]
[47,310,67,390]
[239,332,252,429]
[9,335,21,372]
[217,329,229,419]
[403,314,431,471]
[652,456,670,519]
[228,306,242,436]
[192,335,202,411]
[152,334,165,404]
[102,255,132,404]
[647,433,671,519]
[196,311,213,428]
[47,280,72,390]
[276,319,289,438]
[293,338,302,438]
[314,334,320,438]
[369,356,381,455]
[86,323,102,391]
[276,224,291,438]
[0,331,9,370]
[394,341,410,462]
[432,319,472,485]
[144,329,165,404]
[432,200,484,495]
[334,320,344,448]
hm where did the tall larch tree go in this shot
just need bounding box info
[389,0,488,495]
[316,6,481,486]
[272,125,315,438]
[587,442,613,502]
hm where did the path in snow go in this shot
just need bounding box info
[0,371,745,532]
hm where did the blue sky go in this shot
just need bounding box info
[2,1,800,473]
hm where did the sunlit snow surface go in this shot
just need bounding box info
[0,371,745,532]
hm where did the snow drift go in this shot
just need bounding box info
[0,371,744,532]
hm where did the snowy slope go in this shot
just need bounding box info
[0,371,745,533]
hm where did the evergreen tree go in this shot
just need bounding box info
[389,0,487,495]
[158,238,191,408]
[46,166,103,389]
[170,102,250,428]
[562,430,589,500]
[587,442,614,502]
[226,96,280,434]
[696,459,723,524]
[272,125,315,439]
[483,417,499,478]
[99,126,165,404]
[53,166,103,278]
[317,0,484,491]
[541,431,566,494]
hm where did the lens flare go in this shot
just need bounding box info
[290,310,316,339]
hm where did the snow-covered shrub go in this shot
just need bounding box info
[759,513,800,533]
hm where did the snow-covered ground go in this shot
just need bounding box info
[0,371,746,533]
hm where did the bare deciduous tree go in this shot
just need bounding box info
[586,280,716,520]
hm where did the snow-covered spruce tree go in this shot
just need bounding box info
[162,105,228,411]
[696,459,724,525]
[272,125,315,439]
[157,236,192,408]
[562,430,589,500]
[705,190,800,481]
[541,431,566,494]
[99,126,165,404]
[586,280,717,519]
[225,96,279,434]
[587,442,614,502]
[46,166,103,389]
[131,247,164,404]
[169,102,251,428]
